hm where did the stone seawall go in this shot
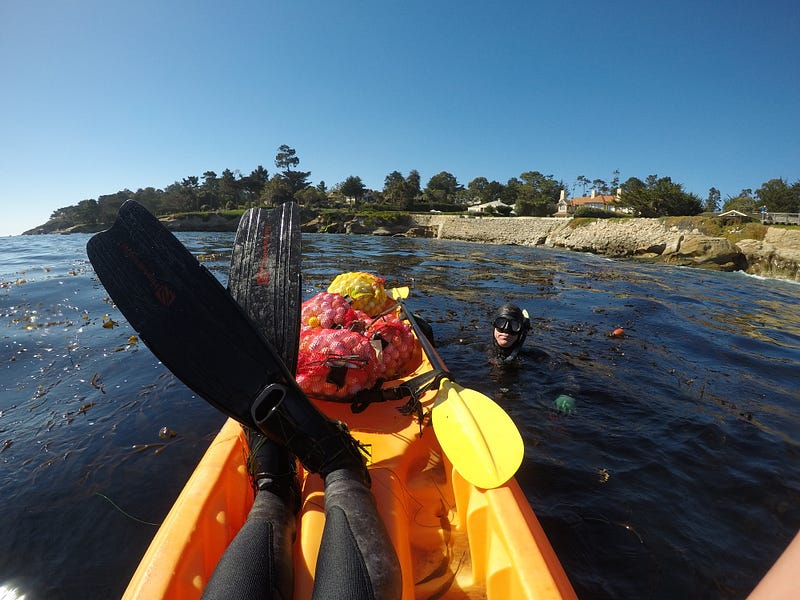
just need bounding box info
[416,215,570,246]
[412,214,800,281]
[102,210,798,283]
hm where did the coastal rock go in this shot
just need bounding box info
[662,235,747,271]
[736,229,800,281]
[408,214,797,279]
[405,226,437,238]
[345,220,371,234]
[544,218,675,256]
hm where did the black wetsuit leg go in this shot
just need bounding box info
[311,470,402,600]
[201,491,296,600]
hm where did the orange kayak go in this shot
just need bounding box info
[122,345,577,600]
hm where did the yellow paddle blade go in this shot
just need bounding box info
[389,286,410,300]
[431,378,524,489]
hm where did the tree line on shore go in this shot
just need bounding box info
[42,145,800,231]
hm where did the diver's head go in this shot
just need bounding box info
[492,304,530,352]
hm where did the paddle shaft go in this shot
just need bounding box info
[396,301,447,376]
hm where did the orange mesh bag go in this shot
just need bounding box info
[327,272,387,317]
[367,313,418,379]
[296,328,379,401]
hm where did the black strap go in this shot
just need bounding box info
[349,369,443,417]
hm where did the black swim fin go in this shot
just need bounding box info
[87,201,365,477]
[87,200,292,429]
[205,204,303,600]
[228,203,302,374]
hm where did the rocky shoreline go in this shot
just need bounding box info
[31,211,800,282]
[410,214,800,282]
[142,212,800,282]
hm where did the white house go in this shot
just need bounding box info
[554,189,629,216]
[467,200,515,215]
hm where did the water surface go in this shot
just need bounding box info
[1,232,798,599]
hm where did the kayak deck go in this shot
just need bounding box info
[122,352,576,599]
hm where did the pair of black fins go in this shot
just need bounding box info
[87,200,337,473]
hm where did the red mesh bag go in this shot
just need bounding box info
[296,328,379,401]
[367,313,418,379]
[300,292,360,330]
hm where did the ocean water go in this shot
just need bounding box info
[0,231,798,599]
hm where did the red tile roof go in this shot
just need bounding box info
[569,194,619,206]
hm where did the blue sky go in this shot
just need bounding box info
[1,0,798,236]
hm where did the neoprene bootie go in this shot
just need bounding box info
[251,381,370,485]
[246,428,301,512]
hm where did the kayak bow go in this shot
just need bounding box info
[122,345,576,599]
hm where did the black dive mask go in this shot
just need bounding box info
[493,316,523,334]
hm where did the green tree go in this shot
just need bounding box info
[485,180,505,204]
[274,145,310,198]
[620,175,703,217]
[591,178,609,195]
[240,166,270,207]
[275,145,299,171]
[340,175,366,207]
[181,176,200,211]
[501,178,521,206]
[756,178,800,212]
[383,170,420,210]
[466,177,489,203]
[793,181,800,209]
[514,171,562,216]
[97,190,134,222]
[160,182,185,213]
[132,187,163,215]
[75,199,100,225]
[283,170,309,196]
[706,187,721,212]
[423,171,462,203]
[200,171,219,210]
[383,171,406,208]
[466,177,506,205]
[493,203,514,216]
[575,175,590,196]
[406,170,421,193]
[295,185,328,208]
[259,174,292,206]
[202,171,218,186]
[218,169,240,208]
[47,204,82,229]
[722,193,758,213]
[610,169,621,191]
[406,170,421,208]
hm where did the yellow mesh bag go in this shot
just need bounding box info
[327,272,387,317]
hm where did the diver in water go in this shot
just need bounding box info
[489,303,580,414]
[490,303,532,365]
